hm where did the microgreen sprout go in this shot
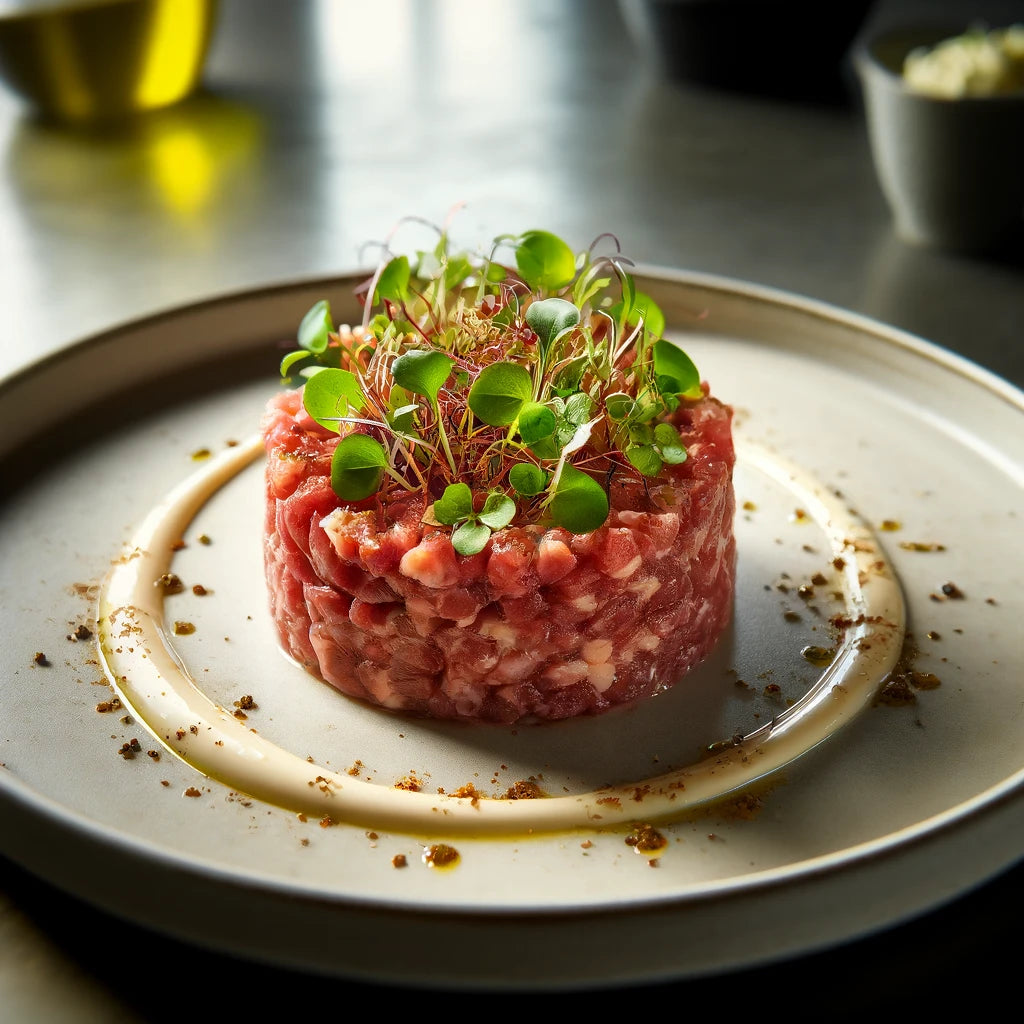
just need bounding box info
[278,219,706,542]
[429,483,517,555]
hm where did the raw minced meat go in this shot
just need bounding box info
[262,386,735,723]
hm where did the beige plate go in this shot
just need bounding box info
[0,268,1021,989]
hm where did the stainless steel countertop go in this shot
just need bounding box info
[2,0,1021,1017]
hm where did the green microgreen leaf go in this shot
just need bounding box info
[279,349,311,380]
[632,393,664,424]
[444,254,473,291]
[298,299,333,354]
[432,482,474,525]
[628,421,654,445]
[564,392,595,426]
[389,404,418,433]
[330,434,387,501]
[509,463,547,496]
[302,368,366,429]
[467,361,533,426]
[605,392,635,421]
[654,422,688,464]
[552,356,588,395]
[573,272,612,311]
[653,339,701,398]
[626,444,663,477]
[609,288,665,341]
[632,292,665,339]
[478,492,516,530]
[375,255,411,304]
[387,384,417,433]
[452,520,491,556]
[516,401,556,444]
[548,464,609,534]
[527,437,560,461]
[515,230,577,292]
[525,297,580,353]
[619,271,636,322]
[391,349,454,404]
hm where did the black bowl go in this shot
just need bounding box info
[620,0,877,103]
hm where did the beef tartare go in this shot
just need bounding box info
[262,224,735,723]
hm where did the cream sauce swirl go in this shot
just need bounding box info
[98,436,905,837]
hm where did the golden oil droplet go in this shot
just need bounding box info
[880,519,902,531]
[801,645,835,667]
[423,843,460,870]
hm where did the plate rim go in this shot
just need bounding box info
[2,262,1021,406]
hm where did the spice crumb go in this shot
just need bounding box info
[625,823,668,854]
[33,652,50,666]
[392,854,408,868]
[423,843,460,868]
[156,573,184,595]
[504,779,543,799]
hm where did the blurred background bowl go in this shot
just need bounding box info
[0,0,219,125]
[853,22,1024,255]
[618,0,877,104]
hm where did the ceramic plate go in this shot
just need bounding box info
[1,269,1021,990]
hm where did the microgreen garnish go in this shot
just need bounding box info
[331,434,388,501]
[431,483,517,555]
[513,230,577,292]
[278,219,706,544]
[298,299,333,355]
[391,348,456,471]
[302,367,365,428]
[652,338,701,398]
[548,464,609,534]
[467,362,532,426]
